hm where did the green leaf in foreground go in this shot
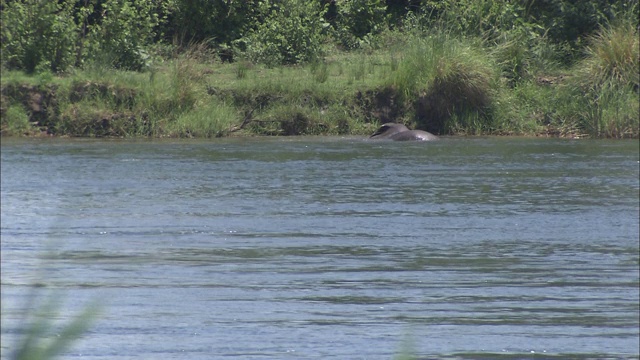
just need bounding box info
[12,291,100,360]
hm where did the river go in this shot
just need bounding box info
[1,136,638,359]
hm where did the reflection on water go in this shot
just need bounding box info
[1,137,639,359]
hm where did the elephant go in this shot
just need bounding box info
[370,123,439,141]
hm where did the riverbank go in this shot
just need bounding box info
[2,32,638,139]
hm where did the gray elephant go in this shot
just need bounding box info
[370,123,438,141]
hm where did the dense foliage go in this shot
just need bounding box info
[1,0,77,73]
[1,0,637,139]
[240,0,328,66]
[1,0,635,72]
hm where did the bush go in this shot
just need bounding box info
[429,0,626,65]
[82,0,161,71]
[527,0,624,54]
[240,0,328,66]
[1,0,169,73]
[1,0,78,73]
[168,0,259,53]
[333,0,388,50]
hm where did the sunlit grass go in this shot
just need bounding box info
[388,33,499,134]
[582,23,639,89]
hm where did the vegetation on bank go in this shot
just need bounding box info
[1,0,638,139]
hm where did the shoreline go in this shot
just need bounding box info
[2,77,633,141]
[2,48,637,140]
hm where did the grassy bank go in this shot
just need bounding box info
[1,25,637,139]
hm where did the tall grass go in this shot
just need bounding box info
[581,23,639,88]
[310,60,329,84]
[167,98,239,137]
[557,17,639,138]
[492,80,549,136]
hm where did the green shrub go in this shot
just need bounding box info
[1,0,169,73]
[240,0,328,66]
[133,53,207,134]
[490,31,565,87]
[525,0,624,55]
[333,0,388,50]
[82,0,162,71]
[168,0,258,53]
[430,0,624,64]
[348,54,368,82]
[1,0,78,73]
[1,104,34,136]
[583,85,639,138]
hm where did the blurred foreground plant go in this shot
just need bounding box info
[11,289,100,360]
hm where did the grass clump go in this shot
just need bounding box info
[580,22,639,88]
[167,98,239,138]
[555,18,639,138]
[390,33,498,134]
[310,60,330,84]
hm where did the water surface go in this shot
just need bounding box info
[2,136,639,359]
